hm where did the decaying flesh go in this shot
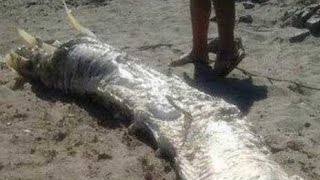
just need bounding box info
[4,2,303,180]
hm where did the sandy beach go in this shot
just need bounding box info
[0,0,319,179]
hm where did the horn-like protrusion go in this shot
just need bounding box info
[17,28,57,55]
[62,0,95,37]
[17,28,37,48]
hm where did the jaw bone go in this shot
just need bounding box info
[4,53,28,74]
[5,0,94,75]
[62,0,96,37]
[5,29,58,75]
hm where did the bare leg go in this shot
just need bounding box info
[214,0,235,53]
[191,0,211,64]
[213,0,238,75]
[170,0,211,67]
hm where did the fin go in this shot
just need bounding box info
[62,0,95,37]
[17,28,37,48]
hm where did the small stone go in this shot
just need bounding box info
[292,9,314,28]
[292,4,320,28]
[26,1,37,8]
[92,135,99,143]
[164,165,172,173]
[23,129,31,133]
[30,148,36,154]
[53,131,67,142]
[0,163,3,171]
[243,2,254,9]
[251,0,269,3]
[97,153,112,161]
[289,29,310,43]
[144,173,153,180]
[306,15,320,34]
[304,122,311,128]
[287,158,295,164]
[239,15,253,24]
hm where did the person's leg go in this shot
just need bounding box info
[213,0,238,74]
[170,0,211,67]
[191,0,211,64]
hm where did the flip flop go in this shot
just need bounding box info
[218,48,245,77]
[213,37,245,77]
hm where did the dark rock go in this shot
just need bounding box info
[144,173,153,180]
[306,15,320,34]
[251,0,269,3]
[30,148,36,154]
[53,131,67,142]
[239,15,253,24]
[280,8,299,27]
[292,4,320,28]
[292,9,314,28]
[289,29,310,43]
[164,165,172,173]
[0,163,3,171]
[304,122,311,128]
[243,1,255,9]
[26,1,37,8]
[97,153,112,161]
[287,158,295,164]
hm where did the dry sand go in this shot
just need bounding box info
[0,0,319,179]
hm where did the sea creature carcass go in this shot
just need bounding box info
[4,2,302,180]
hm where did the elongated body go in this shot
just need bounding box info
[4,5,302,179]
[5,35,302,180]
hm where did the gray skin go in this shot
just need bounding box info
[7,35,302,180]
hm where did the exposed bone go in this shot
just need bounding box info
[62,0,95,37]
[17,28,56,55]
[17,28,37,48]
[38,39,57,55]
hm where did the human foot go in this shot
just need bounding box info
[211,37,245,77]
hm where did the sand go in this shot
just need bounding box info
[0,0,319,179]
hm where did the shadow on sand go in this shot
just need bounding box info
[30,83,128,128]
[28,80,160,150]
[26,80,179,178]
[184,73,268,115]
